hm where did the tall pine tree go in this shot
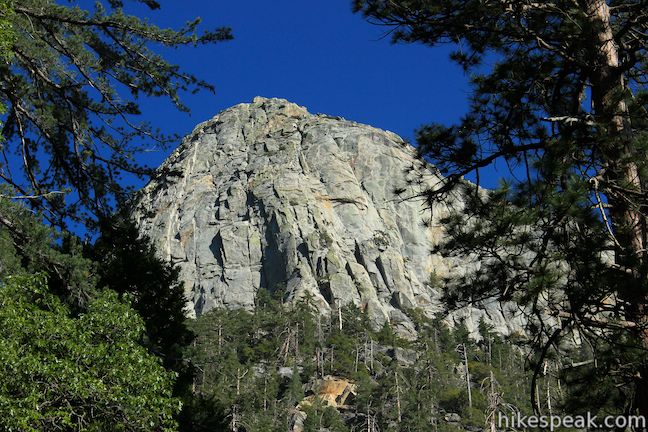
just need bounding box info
[92,215,193,393]
[0,199,183,431]
[354,0,648,416]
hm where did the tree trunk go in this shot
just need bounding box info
[586,0,648,416]
[461,343,472,412]
[395,369,402,423]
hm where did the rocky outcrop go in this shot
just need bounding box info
[134,97,525,336]
[299,376,357,410]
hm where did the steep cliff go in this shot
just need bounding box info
[134,97,524,336]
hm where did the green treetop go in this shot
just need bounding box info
[0,273,180,431]
[0,194,195,430]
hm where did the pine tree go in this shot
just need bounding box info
[0,192,96,309]
[0,0,231,227]
[0,1,11,56]
[354,0,648,416]
[92,215,193,393]
[0,2,232,429]
[0,0,11,134]
[0,201,182,430]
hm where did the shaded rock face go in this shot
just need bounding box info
[134,97,524,336]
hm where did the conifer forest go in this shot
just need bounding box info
[1,1,648,431]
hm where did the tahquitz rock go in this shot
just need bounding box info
[133,97,525,337]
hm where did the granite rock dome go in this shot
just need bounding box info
[133,97,525,336]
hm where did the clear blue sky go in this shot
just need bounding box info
[123,1,477,179]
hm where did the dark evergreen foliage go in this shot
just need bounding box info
[0,199,182,430]
[92,215,193,390]
[0,190,96,309]
[0,1,224,429]
[0,0,232,227]
[185,294,539,432]
[353,0,648,416]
